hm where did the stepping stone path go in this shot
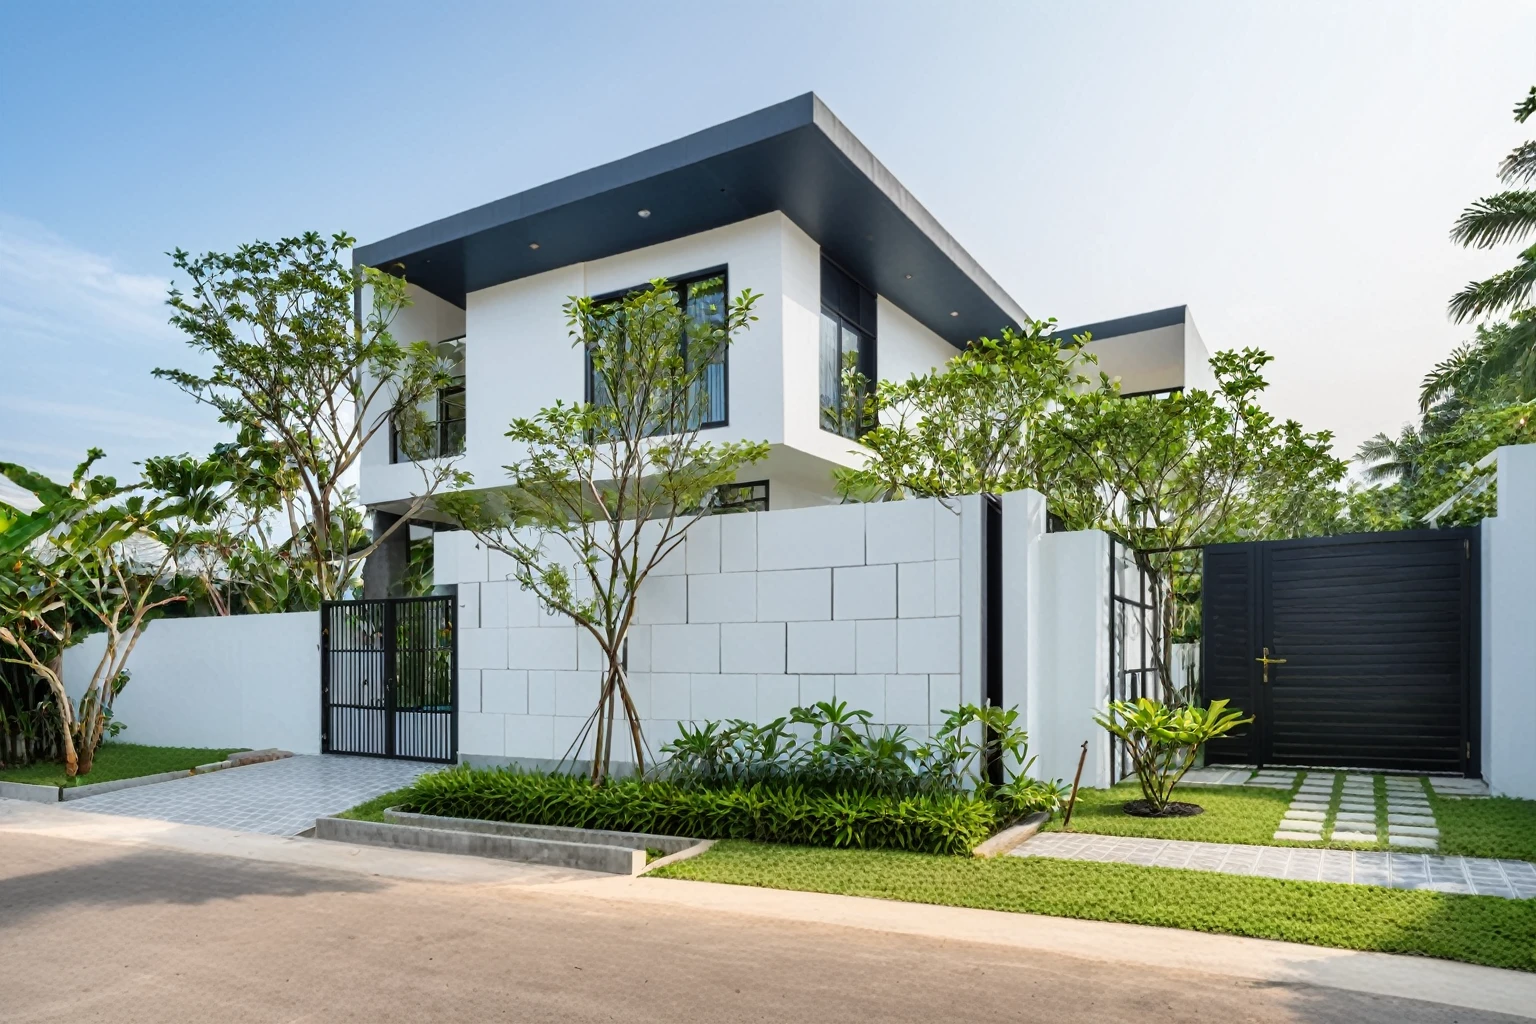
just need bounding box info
[1263,770,1446,850]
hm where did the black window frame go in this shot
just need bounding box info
[584,266,730,432]
[713,479,769,512]
[819,256,878,439]
[390,336,467,464]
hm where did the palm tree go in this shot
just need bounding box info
[1429,86,1536,408]
[1356,425,1426,484]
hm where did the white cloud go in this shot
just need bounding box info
[0,214,171,346]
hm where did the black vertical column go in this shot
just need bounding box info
[363,511,409,599]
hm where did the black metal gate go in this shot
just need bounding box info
[1203,529,1477,775]
[321,596,457,763]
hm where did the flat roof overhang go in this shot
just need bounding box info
[355,93,1026,348]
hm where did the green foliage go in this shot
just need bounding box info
[439,279,769,783]
[652,840,1536,972]
[402,767,1002,855]
[153,231,468,602]
[1046,782,1299,844]
[834,321,1096,500]
[1431,792,1536,862]
[659,701,1064,817]
[0,451,220,775]
[1093,698,1252,811]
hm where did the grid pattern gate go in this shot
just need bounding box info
[321,596,457,763]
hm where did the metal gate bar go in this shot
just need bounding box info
[321,595,456,764]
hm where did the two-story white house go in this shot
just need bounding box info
[356,93,1212,594]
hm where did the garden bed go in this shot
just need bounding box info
[649,839,1536,972]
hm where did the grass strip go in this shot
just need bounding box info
[0,742,239,788]
[651,840,1536,972]
[1433,792,1536,862]
[335,786,418,822]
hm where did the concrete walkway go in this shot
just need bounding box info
[1013,832,1536,898]
[3,799,1533,1021]
[58,753,432,835]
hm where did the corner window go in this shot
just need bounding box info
[819,257,877,439]
[714,480,769,512]
[586,269,729,432]
[391,337,466,462]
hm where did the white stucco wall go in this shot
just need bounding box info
[62,612,321,755]
[1000,489,1112,788]
[1482,444,1536,798]
[438,497,983,769]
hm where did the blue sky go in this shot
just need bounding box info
[3,1,1534,482]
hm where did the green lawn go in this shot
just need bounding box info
[1434,793,1536,862]
[0,743,239,788]
[1048,783,1299,845]
[651,840,1536,972]
[1055,779,1536,856]
[335,786,417,822]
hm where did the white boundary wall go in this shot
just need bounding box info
[62,611,321,755]
[1481,444,1536,798]
[1000,490,1113,788]
[437,496,987,769]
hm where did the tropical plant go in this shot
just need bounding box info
[658,701,1065,816]
[440,278,768,784]
[0,452,215,775]
[1093,697,1252,813]
[405,765,1007,856]
[1422,86,1536,405]
[833,321,1095,500]
[153,231,468,602]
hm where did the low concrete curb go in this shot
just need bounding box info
[0,780,60,803]
[314,816,647,875]
[59,768,193,802]
[641,839,716,874]
[383,809,699,856]
[972,811,1051,858]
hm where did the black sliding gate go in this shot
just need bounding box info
[1203,530,1477,775]
[321,596,457,763]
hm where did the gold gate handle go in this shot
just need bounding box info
[1255,646,1287,684]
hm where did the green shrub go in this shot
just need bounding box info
[403,766,1002,855]
[660,700,1066,813]
[1093,698,1252,811]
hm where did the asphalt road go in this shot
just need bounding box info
[0,830,1523,1024]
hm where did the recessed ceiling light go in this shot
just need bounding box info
[950,311,959,317]
[637,209,651,218]
[904,273,913,280]
[528,242,540,250]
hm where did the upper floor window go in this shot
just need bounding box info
[713,479,769,512]
[819,257,877,439]
[587,269,728,431]
[391,337,466,462]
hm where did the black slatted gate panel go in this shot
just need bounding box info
[321,596,457,763]
[1203,530,1475,775]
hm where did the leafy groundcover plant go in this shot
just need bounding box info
[402,701,1065,856]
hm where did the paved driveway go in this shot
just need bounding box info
[60,754,432,835]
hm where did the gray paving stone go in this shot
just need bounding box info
[1386,813,1436,826]
[1331,830,1379,843]
[59,754,432,836]
[1275,830,1323,841]
[1013,834,1530,898]
[1389,835,1438,849]
[1337,801,1377,812]
[1283,809,1325,821]
[1332,812,1377,825]
[1390,825,1440,837]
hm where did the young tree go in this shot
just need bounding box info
[153,232,466,602]
[0,452,216,775]
[439,280,761,786]
[440,278,767,783]
[833,321,1095,500]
